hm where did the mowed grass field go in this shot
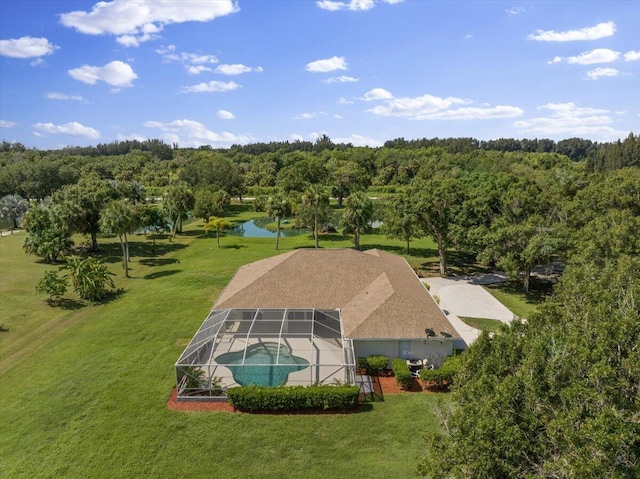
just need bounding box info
[0,207,450,479]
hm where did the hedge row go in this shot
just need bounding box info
[226,384,360,412]
[391,359,413,390]
[357,355,389,375]
[419,354,462,389]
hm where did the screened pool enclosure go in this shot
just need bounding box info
[176,308,356,400]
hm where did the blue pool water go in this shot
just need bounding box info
[225,218,310,238]
[215,342,309,387]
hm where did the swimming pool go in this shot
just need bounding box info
[215,342,309,387]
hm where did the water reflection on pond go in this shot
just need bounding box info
[226,218,310,238]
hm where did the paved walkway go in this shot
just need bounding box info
[422,275,515,347]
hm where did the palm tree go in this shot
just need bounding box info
[300,185,330,249]
[265,192,292,250]
[341,191,373,250]
[204,216,231,248]
[100,200,139,277]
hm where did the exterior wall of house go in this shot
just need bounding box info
[353,339,454,368]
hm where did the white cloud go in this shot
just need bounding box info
[586,67,620,80]
[306,56,347,73]
[32,121,100,139]
[528,21,616,42]
[334,114,343,119]
[625,50,640,62]
[68,60,138,87]
[294,112,328,120]
[217,110,235,120]
[317,0,375,11]
[506,7,525,16]
[361,88,394,101]
[323,75,359,83]
[60,0,239,47]
[317,0,402,11]
[514,102,626,140]
[567,48,619,65]
[30,58,46,67]
[0,36,58,58]
[187,65,212,75]
[116,133,147,142]
[549,49,620,65]
[46,92,85,101]
[464,34,473,40]
[180,80,240,93]
[333,134,382,147]
[215,64,263,75]
[0,120,16,128]
[338,97,354,105]
[156,45,218,74]
[143,119,252,147]
[366,90,523,120]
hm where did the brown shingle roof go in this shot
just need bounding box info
[214,248,459,340]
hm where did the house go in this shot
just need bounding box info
[176,248,460,399]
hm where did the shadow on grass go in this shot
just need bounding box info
[143,269,181,280]
[138,258,179,267]
[99,288,125,305]
[46,298,85,310]
[486,278,553,304]
[92,241,187,264]
[221,244,247,250]
[226,203,253,217]
[175,230,206,238]
[0,325,9,332]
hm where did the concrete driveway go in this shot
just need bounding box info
[422,275,515,347]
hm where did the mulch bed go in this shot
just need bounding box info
[167,374,447,412]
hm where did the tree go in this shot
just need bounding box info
[264,192,293,250]
[418,257,640,478]
[193,188,230,222]
[53,175,118,251]
[100,200,139,277]
[382,191,422,254]
[22,202,74,262]
[0,194,29,231]
[163,182,195,237]
[478,179,560,292]
[203,216,231,248]
[327,160,370,207]
[413,177,462,276]
[340,191,373,250]
[137,205,169,245]
[299,185,331,249]
[61,256,115,301]
[179,154,245,200]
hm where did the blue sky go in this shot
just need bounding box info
[0,0,638,149]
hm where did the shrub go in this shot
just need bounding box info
[419,353,463,390]
[357,357,368,372]
[226,384,360,413]
[392,358,413,390]
[35,270,68,302]
[62,256,115,301]
[365,355,388,375]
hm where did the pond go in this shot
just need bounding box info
[226,218,310,238]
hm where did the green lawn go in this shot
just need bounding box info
[0,208,447,478]
[483,280,551,319]
[458,317,505,333]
